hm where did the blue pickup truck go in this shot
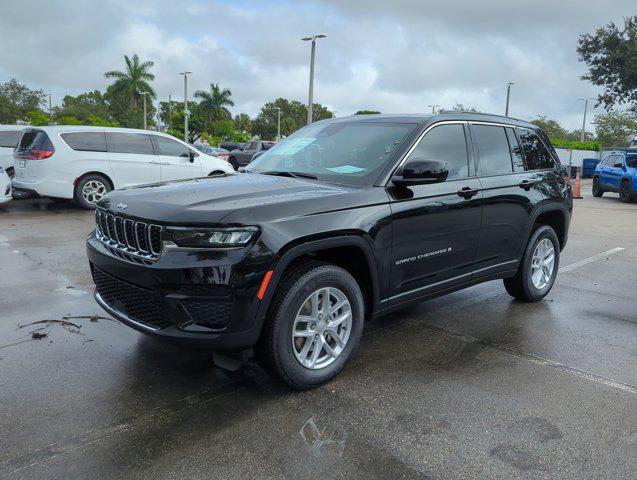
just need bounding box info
[592,151,637,202]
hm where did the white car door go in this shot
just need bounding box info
[153,135,202,182]
[105,132,161,188]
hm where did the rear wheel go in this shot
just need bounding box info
[504,225,560,302]
[619,181,633,203]
[592,176,603,197]
[257,260,364,390]
[74,174,112,210]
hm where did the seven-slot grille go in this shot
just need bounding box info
[95,208,163,262]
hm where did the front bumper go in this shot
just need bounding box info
[87,232,275,350]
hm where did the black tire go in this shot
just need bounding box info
[256,260,365,390]
[592,176,603,197]
[208,170,225,176]
[73,174,112,210]
[5,167,14,179]
[503,225,560,302]
[228,157,238,171]
[619,180,633,203]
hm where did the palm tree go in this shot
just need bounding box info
[234,113,252,133]
[104,54,155,109]
[195,83,234,125]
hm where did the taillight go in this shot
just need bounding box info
[13,149,54,160]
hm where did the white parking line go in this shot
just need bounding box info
[560,247,625,272]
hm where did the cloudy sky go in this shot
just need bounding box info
[1,0,634,130]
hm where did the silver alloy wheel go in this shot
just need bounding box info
[292,287,352,370]
[82,180,107,204]
[531,238,555,289]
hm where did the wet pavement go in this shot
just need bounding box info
[1,179,635,479]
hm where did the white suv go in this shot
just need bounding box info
[0,125,27,178]
[12,126,234,209]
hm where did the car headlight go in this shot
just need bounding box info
[169,227,259,248]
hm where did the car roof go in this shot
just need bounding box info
[27,125,157,135]
[0,124,29,131]
[319,112,537,129]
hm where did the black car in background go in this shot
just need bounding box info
[228,140,276,170]
[87,113,572,389]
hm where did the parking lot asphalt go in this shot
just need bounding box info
[0,178,635,479]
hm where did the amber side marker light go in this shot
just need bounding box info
[257,270,274,300]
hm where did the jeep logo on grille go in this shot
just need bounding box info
[116,203,128,210]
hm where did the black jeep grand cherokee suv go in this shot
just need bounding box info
[87,113,572,389]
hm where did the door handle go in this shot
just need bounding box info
[518,180,534,191]
[457,186,479,199]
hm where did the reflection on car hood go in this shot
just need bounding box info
[97,173,362,224]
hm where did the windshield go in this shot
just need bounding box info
[247,121,416,186]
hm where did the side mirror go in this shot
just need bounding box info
[391,158,448,187]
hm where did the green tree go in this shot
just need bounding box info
[0,79,46,123]
[54,90,116,125]
[592,110,637,146]
[252,98,333,140]
[355,110,381,115]
[194,83,234,128]
[104,54,156,109]
[440,103,480,113]
[25,109,49,126]
[234,113,252,133]
[57,115,84,125]
[577,16,637,112]
[530,116,569,141]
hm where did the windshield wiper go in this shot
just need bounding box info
[260,170,318,180]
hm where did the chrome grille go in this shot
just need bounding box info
[95,209,163,262]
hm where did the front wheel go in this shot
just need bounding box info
[619,181,633,203]
[74,174,112,210]
[592,177,603,197]
[504,225,560,302]
[257,260,365,390]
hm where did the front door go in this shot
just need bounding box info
[153,135,202,182]
[607,155,625,190]
[388,123,482,305]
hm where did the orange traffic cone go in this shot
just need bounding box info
[572,169,582,199]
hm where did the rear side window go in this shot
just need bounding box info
[18,130,54,151]
[506,128,526,172]
[626,156,637,168]
[60,132,106,152]
[517,130,555,170]
[106,133,154,155]
[472,125,513,175]
[0,130,22,148]
[407,124,469,180]
[154,136,191,157]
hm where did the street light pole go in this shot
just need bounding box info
[141,92,150,130]
[578,97,594,142]
[179,72,192,142]
[302,34,326,125]
[48,93,52,125]
[427,104,439,114]
[275,107,281,140]
[505,82,514,116]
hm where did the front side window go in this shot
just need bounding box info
[61,132,106,152]
[155,135,191,157]
[611,156,624,168]
[106,133,154,155]
[472,125,513,176]
[517,129,555,170]
[406,124,469,180]
[0,130,22,148]
[248,121,416,186]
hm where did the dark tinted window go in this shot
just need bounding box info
[408,124,469,180]
[506,128,526,172]
[626,156,637,168]
[0,130,22,148]
[106,133,154,155]
[155,135,191,157]
[18,130,54,151]
[472,125,513,175]
[60,132,106,152]
[518,130,555,170]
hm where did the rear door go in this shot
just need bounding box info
[471,124,535,275]
[388,122,483,304]
[105,132,160,188]
[152,135,202,182]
